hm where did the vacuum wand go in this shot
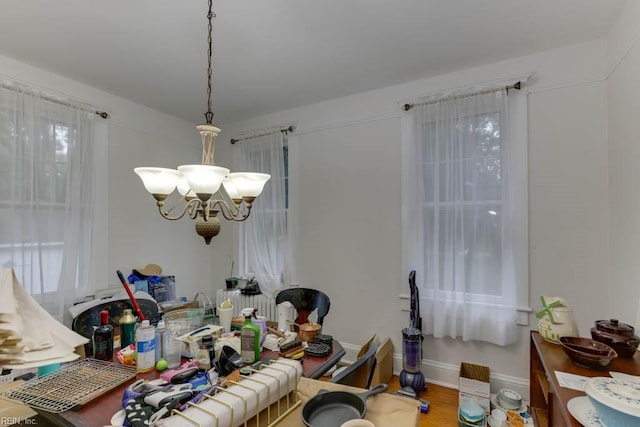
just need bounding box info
[117,270,145,321]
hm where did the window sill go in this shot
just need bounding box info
[397,293,531,326]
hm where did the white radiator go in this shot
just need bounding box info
[216,289,278,322]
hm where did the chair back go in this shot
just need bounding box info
[330,342,378,389]
[275,287,330,326]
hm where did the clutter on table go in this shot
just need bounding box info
[128,264,176,304]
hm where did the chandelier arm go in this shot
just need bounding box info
[217,185,243,216]
[157,198,201,221]
[210,199,252,221]
[188,200,201,219]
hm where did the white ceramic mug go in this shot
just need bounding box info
[489,408,507,427]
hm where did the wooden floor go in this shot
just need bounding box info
[386,375,460,427]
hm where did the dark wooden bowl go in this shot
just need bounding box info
[559,336,618,369]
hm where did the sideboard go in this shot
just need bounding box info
[530,330,640,426]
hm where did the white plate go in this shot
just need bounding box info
[498,388,522,404]
[567,396,607,427]
[490,393,527,413]
[323,364,338,377]
[110,409,125,426]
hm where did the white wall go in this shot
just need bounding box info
[0,54,218,303]
[3,18,634,394]
[219,38,613,394]
[607,1,640,331]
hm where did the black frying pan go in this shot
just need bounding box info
[302,383,388,427]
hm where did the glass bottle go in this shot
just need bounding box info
[93,310,114,361]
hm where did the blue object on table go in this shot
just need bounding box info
[38,363,61,376]
[187,372,209,389]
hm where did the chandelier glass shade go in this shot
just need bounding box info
[134,1,270,245]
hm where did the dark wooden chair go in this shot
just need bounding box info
[330,341,378,389]
[275,287,330,326]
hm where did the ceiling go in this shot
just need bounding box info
[0,0,627,124]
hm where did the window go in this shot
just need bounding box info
[0,84,97,323]
[402,85,528,345]
[236,131,290,296]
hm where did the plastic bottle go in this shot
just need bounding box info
[240,308,260,363]
[135,320,156,373]
[119,308,136,348]
[93,310,114,361]
[155,320,168,362]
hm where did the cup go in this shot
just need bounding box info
[488,408,507,427]
[165,339,183,369]
[121,347,135,366]
[218,306,233,333]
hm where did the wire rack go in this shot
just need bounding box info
[1,359,136,413]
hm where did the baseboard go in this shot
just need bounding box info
[339,341,530,402]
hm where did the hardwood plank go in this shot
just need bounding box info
[386,375,459,427]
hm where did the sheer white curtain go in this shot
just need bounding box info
[0,83,96,325]
[235,131,289,296]
[402,86,527,346]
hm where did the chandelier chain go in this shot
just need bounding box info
[205,0,215,124]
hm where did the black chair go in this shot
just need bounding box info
[330,342,378,389]
[275,287,330,326]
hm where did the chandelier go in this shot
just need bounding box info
[134,0,270,245]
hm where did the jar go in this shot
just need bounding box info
[536,296,579,344]
[590,318,640,358]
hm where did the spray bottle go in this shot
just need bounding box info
[240,308,260,363]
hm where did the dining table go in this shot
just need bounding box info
[14,339,346,427]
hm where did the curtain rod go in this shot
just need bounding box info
[0,81,109,119]
[230,125,295,144]
[402,81,521,111]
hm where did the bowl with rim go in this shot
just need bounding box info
[585,377,640,427]
[558,336,617,369]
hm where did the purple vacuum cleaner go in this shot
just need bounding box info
[399,270,427,397]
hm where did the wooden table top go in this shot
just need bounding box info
[531,331,640,426]
[40,339,345,427]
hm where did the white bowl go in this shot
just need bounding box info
[340,420,375,427]
[585,377,640,427]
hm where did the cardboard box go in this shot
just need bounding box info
[371,337,393,386]
[459,362,490,413]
